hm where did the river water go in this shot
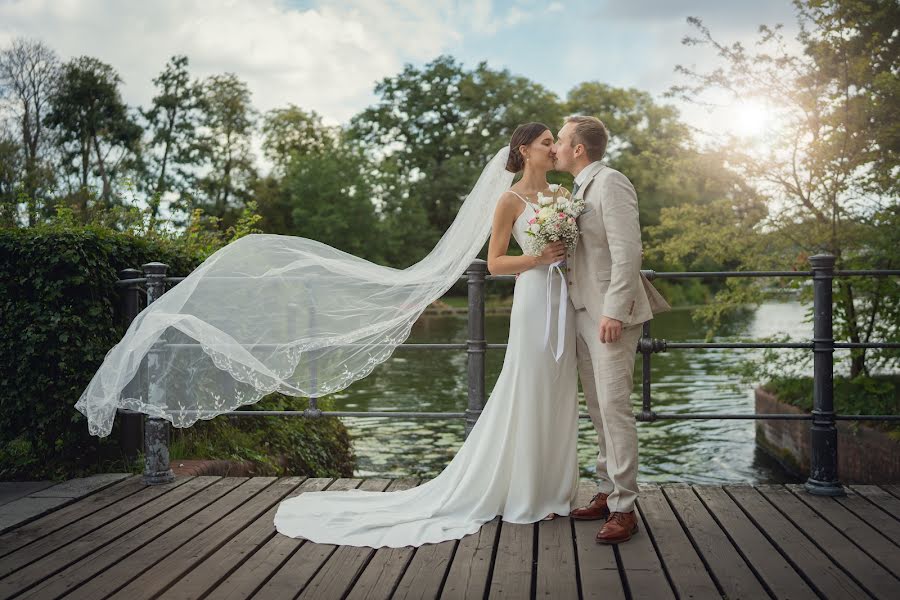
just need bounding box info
[325,301,812,484]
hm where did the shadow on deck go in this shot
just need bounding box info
[1,476,898,599]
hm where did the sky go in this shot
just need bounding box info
[0,0,802,141]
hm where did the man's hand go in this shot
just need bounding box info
[598,316,623,343]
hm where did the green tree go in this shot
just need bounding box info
[566,82,753,234]
[799,0,899,196]
[193,73,257,224]
[0,37,58,225]
[0,131,21,226]
[140,55,205,226]
[46,56,142,215]
[261,105,336,175]
[349,55,565,259]
[255,108,381,261]
[664,1,899,376]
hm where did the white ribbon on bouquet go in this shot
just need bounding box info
[543,259,568,362]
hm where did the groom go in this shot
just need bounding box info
[552,115,670,544]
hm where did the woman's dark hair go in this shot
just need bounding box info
[506,122,550,173]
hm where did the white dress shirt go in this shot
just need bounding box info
[573,161,603,190]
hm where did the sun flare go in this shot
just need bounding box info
[729,100,775,138]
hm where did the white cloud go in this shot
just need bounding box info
[0,0,464,123]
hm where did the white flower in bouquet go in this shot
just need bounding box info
[525,189,586,265]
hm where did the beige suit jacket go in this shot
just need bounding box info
[567,162,671,326]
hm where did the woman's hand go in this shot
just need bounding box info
[535,241,566,265]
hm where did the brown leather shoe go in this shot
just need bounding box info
[596,511,639,544]
[570,492,611,520]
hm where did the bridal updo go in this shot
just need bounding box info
[505,122,551,173]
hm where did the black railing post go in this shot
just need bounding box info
[640,321,653,422]
[465,259,487,438]
[805,254,843,496]
[119,268,143,459]
[142,262,175,485]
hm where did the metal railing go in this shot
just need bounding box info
[115,255,899,496]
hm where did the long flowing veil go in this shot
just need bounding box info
[76,147,514,436]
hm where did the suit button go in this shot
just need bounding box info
[568,281,573,285]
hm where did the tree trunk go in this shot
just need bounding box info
[838,280,865,378]
[91,132,111,206]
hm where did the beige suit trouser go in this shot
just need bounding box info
[574,307,642,513]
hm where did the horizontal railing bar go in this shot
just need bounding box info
[834,269,900,277]
[115,277,148,286]
[160,342,473,350]
[116,269,900,286]
[117,268,900,287]
[834,342,900,349]
[642,413,811,420]
[666,342,813,349]
[117,408,898,421]
[121,340,899,351]
[651,271,811,278]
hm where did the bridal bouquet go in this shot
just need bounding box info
[525,188,586,259]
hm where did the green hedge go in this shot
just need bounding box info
[762,374,900,436]
[0,225,354,480]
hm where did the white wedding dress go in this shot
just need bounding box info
[273,192,581,548]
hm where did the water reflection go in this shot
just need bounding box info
[328,301,811,484]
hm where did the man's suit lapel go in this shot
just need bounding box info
[573,162,605,202]
[570,162,606,265]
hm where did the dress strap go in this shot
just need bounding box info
[508,190,529,204]
[509,190,537,211]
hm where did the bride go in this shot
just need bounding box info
[74,122,581,549]
[273,123,581,547]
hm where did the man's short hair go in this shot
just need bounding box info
[566,115,609,162]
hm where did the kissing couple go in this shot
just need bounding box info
[75,113,671,549]
[273,115,671,547]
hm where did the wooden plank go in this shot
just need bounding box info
[439,517,499,600]
[298,478,406,599]
[391,536,456,600]
[850,485,900,523]
[61,477,276,600]
[2,476,228,600]
[881,484,900,501]
[0,474,132,535]
[251,478,362,600]
[345,478,422,600]
[0,475,147,559]
[661,485,769,599]
[0,476,188,578]
[570,482,625,600]
[835,489,900,545]
[726,485,868,599]
[636,485,720,599]
[0,482,56,506]
[759,484,900,599]
[202,478,334,600]
[0,497,73,534]
[110,477,309,600]
[27,473,130,498]
[535,512,578,599]
[693,485,816,599]
[487,522,533,598]
[617,497,674,599]
[787,484,900,577]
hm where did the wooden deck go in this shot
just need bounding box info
[0,476,898,599]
